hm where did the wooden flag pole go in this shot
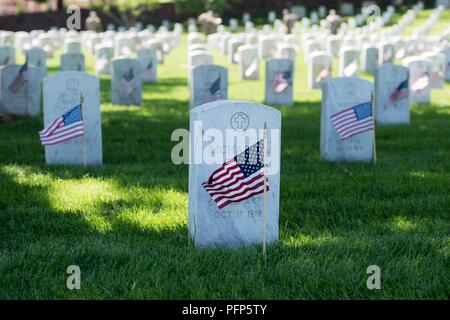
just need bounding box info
[372,91,377,165]
[262,121,268,260]
[80,92,87,168]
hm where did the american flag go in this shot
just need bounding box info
[119,68,138,97]
[8,60,28,94]
[203,140,269,209]
[331,101,374,140]
[411,73,429,92]
[343,59,358,77]
[271,71,292,93]
[201,76,222,104]
[315,66,331,82]
[39,104,84,146]
[244,59,258,77]
[388,78,409,105]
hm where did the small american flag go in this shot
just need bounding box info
[388,78,409,105]
[315,66,331,82]
[331,101,374,140]
[343,59,358,77]
[8,60,28,94]
[271,71,292,93]
[201,77,222,104]
[39,104,84,146]
[119,68,138,97]
[203,140,269,209]
[244,59,258,77]
[411,73,429,92]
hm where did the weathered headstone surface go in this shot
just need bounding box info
[0,64,41,117]
[190,64,228,109]
[0,46,15,66]
[111,58,142,106]
[375,63,410,125]
[24,47,47,76]
[42,71,102,165]
[339,47,360,77]
[137,47,157,83]
[238,45,259,80]
[60,52,85,72]
[403,57,431,104]
[308,51,332,89]
[189,51,213,69]
[321,77,374,161]
[188,100,281,248]
[265,58,294,106]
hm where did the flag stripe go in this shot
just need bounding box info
[208,170,264,196]
[216,184,269,209]
[211,175,266,201]
[40,129,84,145]
[40,123,84,142]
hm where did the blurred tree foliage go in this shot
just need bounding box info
[174,0,242,16]
[90,0,161,27]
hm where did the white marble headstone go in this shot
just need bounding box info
[190,64,228,109]
[24,47,47,76]
[0,64,41,117]
[403,57,431,104]
[375,64,410,125]
[42,71,102,165]
[111,58,142,106]
[137,47,157,83]
[95,46,114,75]
[60,52,85,72]
[0,46,15,66]
[189,100,281,248]
[339,47,360,77]
[321,77,374,161]
[265,58,294,106]
[308,51,332,89]
[362,46,379,73]
[238,45,259,80]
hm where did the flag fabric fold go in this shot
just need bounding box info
[388,78,409,105]
[8,60,28,94]
[203,140,269,209]
[331,101,374,140]
[201,77,222,104]
[271,71,292,93]
[39,104,84,146]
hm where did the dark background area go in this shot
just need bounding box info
[0,0,439,31]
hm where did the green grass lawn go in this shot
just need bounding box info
[0,9,449,299]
